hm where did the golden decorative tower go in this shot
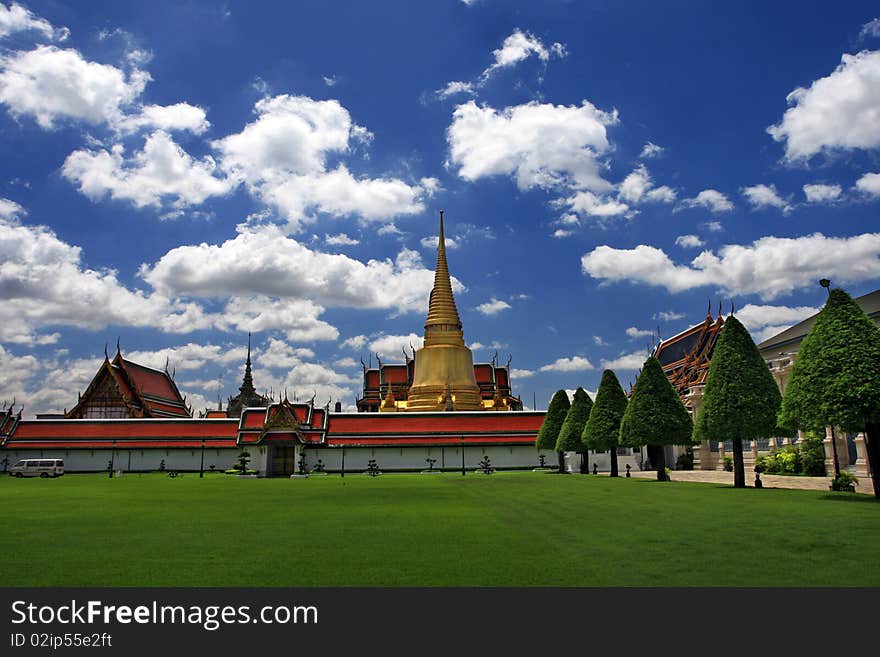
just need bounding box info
[406,211,483,412]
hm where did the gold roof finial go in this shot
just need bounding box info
[424,210,464,345]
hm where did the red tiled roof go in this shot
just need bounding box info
[121,359,180,401]
[11,419,238,439]
[474,364,494,383]
[327,412,544,436]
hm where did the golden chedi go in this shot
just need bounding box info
[404,211,483,412]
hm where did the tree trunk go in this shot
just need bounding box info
[733,438,745,488]
[557,450,566,474]
[863,421,880,499]
[581,450,589,474]
[610,448,618,477]
[649,445,666,481]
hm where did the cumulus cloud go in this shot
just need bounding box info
[213,94,434,230]
[600,351,647,371]
[476,298,511,315]
[618,165,676,205]
[855,172,880,197]
[62,130,234,211]
[141,225,453,316]
[436,29,565,99]
[369,333,424,361]
[862,19,880,40]
[625,327,652,339]
[768,50,880,161]
[741,183,792,214]
[639,142,664,159]
[653,311,685,322]
[340,335,368,351]
[0,3,67,41]
[0,45,148,129]
[325,233,359,246]
[582,232,880,300]
[0,196,25,221]
[803,183,842,203]
[123,342,248,372]
[118,102,210,134]
[539,356,594,372]
[509,368,534,379]
[675,234,704,248]
[677,189,734,213]
[420,234,458,250]
[218,296,339,342]
[560,190,629,218]
[735,303,819,344]
[447,100,617,192]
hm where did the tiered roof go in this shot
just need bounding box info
[653,305,725,404]
[65,347,191,419]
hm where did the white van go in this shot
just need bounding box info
[9,459,64,478]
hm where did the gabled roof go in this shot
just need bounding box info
[653,310,724,400]
[758,289,880,353]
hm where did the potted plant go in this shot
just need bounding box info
[830,471,858,493]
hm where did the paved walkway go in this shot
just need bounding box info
[625,469,849,492]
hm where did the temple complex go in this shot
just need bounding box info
[1,212,543,475]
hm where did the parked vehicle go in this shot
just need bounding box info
[9,459,64,478]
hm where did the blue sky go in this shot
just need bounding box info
[2,0,880,415]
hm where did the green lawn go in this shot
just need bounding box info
[1,472,877,586]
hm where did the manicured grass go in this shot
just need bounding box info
[1,472,877,586]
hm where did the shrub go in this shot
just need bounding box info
[676,450,694,470]
[831,471,859,491]
[722,455,733,472]
[800,433,826,476]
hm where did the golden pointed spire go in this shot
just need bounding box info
[424,210,465,346]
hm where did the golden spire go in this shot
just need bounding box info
[424,210,464,347]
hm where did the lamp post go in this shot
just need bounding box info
[820,278,842,480]
[200,439,205,478]
[461,436,465,476]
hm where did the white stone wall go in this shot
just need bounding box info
[2,448,241,473]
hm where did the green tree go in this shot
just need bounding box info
[620,357,692,481]
[536,389,571,473]
[583,369,628,477]
[693,315,783,488]
[779,288,880,498]
[556,387,593,472]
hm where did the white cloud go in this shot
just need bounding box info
[141,225,452,316]
[218,296,339,342]
[741,183,792,214]
[62,130,234,211]
[340,335,368,351]
[0,213,219,344]
[600,351,647,371]
[510,368,534,379]
[625,327,652,339]
[862,19,880,39]
[369,333,424,361]
[420,234,458,250]
[592,335,607,346]
[582,232,880,300]
[322,75,337,87]
[476,298,511,315]
[653,311,685,322]
[325,233,359,246]
[562,190,629,217]
[0,3,66,41]
[483,29,565,76]
[702,220,724,232]
[675,234,704,248]
[640,142,664,159]
[437,80,475,99]
[735,303,819,344]
[855,172,880,197]
[618,165,676,205]
[803,183,842,203]
[213,95,434,230]
[118,102,209,134]
[678,189,734,213]
[0,197,25,221]
[768,50,880,161]
[552,229,573,238]
[539,356,594,372]
[0,45,148,129]
[124,342,248,372]
[254,337,315,369]
[469,340,504,352]
[447,100,617,193]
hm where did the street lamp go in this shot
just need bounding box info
[200,439,205,478]
[461,436,465,476]
[109,439,116,478]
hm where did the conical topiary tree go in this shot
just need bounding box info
[556,387,593,473]
[619,357,692,481]
[536,389,571,473]
[583,370,628,477]
[693,315,783,488]
[779,287,880,498]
